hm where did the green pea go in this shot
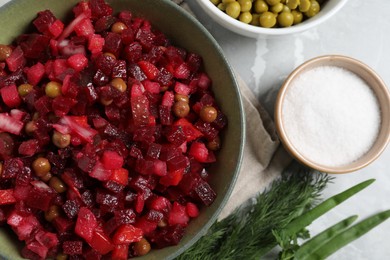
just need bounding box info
[217,2,227,10]
[226,1,241,18]
[238,0,252,12]
[286,0,299,9]
[210,0,221,5]
[277,11,294,27]
[291,10,303,24]
[239,11,253,23]
[282,4,291,13]
[259,11,276,28]
[250,13,261,26]
[271,2,284,13]
[222,0,235,3]
[305,0,320,17]
[299,0,311,12]
[254,0,269,13]
[266,0,280,6]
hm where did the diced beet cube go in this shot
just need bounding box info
[198,72,211,89]
[145,209,164,223]
[149,196,171,215]
[114,209,136,225]
[186,52,202,72]
[67,53,88,72]
[174,118,203,142]
[135,28,155,51]
[52,216,73,233]
[134,217,157,236]
[174,81,191,95]
[118,10,132,25]
[96,190,121,212]
[131,95,151,126]
[34,95,52,116]
[27,62,45,86]
[174,62,191,79]
[112,60,127,79]
[165,125,187,145]
[63,240,83,255]
[111,245,129,260]
[0,189,16,205]
[2,158,24,179]
[18,33,51,59]
[112,224,143,245]
[128,63,147,81]
[5,46,25,72]
[26,240,49,259]
[95,15,116,32]
[168,202,189,226]
[89,230,114,255]
[143,80,160,94]
[124,42,142,63]
[0,113,24,135]
[62,200,81,219]
[34,229,59,250]
[138,61,159,80]
[155,67,173,86]
[152,159,167,177]
[7,211,40,241]
[34,10,56,28]
[110,168,129,186]
[159,169,184,187]
[75,207,98,243]
[18,139,40,156]
[52,96,78,117]
[88,34,105,54]
[74,18,94,37]
[25,181,55,211]
[48,19,64,38]
[101,150,124,170]
[161,91,174,107]
[21,247,41,260]
[194,120,219,140]
[189,142,209,163]
[103,32,122,57]
[1,84,21,108]
[186,202,200,218]
[150,225,185,248]
[195,180,216,206]
[90,0,113,19]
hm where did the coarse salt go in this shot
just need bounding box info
[282,66,381,167]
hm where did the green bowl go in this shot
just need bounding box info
[0,0,245,259]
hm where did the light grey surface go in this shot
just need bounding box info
[0,0,389,259]
[187,1,390,259]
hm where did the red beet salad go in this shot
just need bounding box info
[0,0,227,259]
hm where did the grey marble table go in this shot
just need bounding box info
[187,1,390,259]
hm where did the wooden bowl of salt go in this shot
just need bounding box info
[275,55,390,174]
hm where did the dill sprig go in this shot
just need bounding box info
[176,161,332,260]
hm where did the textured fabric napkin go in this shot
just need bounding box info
[172,0,292,220]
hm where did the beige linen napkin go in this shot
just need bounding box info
[173,0,292,219]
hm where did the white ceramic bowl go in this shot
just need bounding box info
[197,0,349,38]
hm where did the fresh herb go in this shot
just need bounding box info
[274,179,390,260]
[176,161,331,260]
